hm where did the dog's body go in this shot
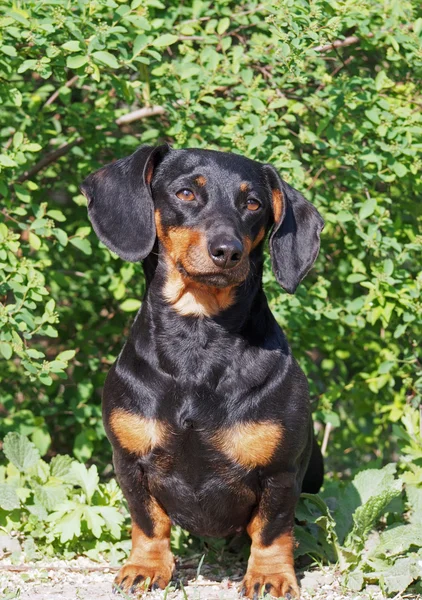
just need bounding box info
[82,146,324,598]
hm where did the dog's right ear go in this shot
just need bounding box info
[81,144,170,262]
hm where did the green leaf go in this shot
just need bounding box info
[407,485,422,524]
[392,162,408,178]
[62,40,82,52]
[374,70,394,91]
[1,45,17,57]
[98,506,124,539]
[29,232,41,250]
[0,341,13,360]
[380,556,420,594]
[49,504,83,542]
[120,298,141,312]
[84,505,105,538]
[217,17,230,35]
[0,154,17,167]
[365,107,381,124]
[50,455,73,479]
[66,55,88,69]
[92,51,120,69]
[56,350,76,362]
[33,480,68,511]
[347,273,367,283]
[352,463,397,505]
[351,479,402,540]
[383,259,394,276]
[3,433,40,472]
[345,570,364,591]
[374,524,422,557]
[69,237,92,254]
[359,197,377,220]
[0,483,20,510]
[47,209,66,222]
[69,462,99,504]
[152,34,179,47]
[31,429,51,456]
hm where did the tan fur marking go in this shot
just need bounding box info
[240,182,249,192]
[252,226,266,249]
[212,422,283,469]
[243,513,299,598]
[115,502,174,592]
[110,409,166,455]
[163,264,235,317]
[272,189,284,224]
[195,175,207,187]
[145,161,154,185]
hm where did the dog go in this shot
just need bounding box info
[81,145,324,598]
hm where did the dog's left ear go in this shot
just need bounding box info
[81,144,170,262]
[263,164,324,294]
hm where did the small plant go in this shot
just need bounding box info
[0,432,129,561]
[1,433,421,595]
[295,460,422,595]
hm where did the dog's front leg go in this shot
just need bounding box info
[242,472,300,599]
[113,453,175,593]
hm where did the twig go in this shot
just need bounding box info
[307,166,326,191]
[321,422,332,457]
[16,137,84,183]
[0,565,119,573]
[313,32,374,53]
[13,104,167,183]
[0,561,199,573]
[43,75,79,108]
[115,105,166,126]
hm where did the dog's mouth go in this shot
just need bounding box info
[176,261,249,288]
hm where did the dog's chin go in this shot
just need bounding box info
[177,263,248,288]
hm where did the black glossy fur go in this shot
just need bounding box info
[82,145,324,595]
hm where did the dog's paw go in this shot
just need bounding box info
[113,558,174,594]
[241,569,300,599]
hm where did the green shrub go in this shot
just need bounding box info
[0,0,421,592]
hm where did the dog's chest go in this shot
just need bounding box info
[109,400,283,474]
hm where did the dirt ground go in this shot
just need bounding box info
[0,558,399,600]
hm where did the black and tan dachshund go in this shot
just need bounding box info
[81,145,324,598]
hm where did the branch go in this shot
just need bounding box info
[13,105,167,183]
[115,105,166,126]
[43,75,79,108]
[313,32,374,53]
[16,137,84,183]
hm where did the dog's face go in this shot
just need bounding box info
[81,145,324,295]
[152,149,270,289]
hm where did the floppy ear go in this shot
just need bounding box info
[263,164,324,294]
[81,144,170,262]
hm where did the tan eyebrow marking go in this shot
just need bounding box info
[195,175,207,187]
[240,182,249,192]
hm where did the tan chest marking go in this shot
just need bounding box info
[212,422,283,469]
[109,409,167,455]
[163,264,235,318]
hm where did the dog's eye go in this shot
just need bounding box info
[247,198,261,211]
[176,189,195,202]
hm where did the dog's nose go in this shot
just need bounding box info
[209,237,244,269]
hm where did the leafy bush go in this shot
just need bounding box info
[0,433,129,562]
[0,0,421,593]
[297,464,422,595]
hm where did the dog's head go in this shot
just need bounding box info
[81,145,323,295]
